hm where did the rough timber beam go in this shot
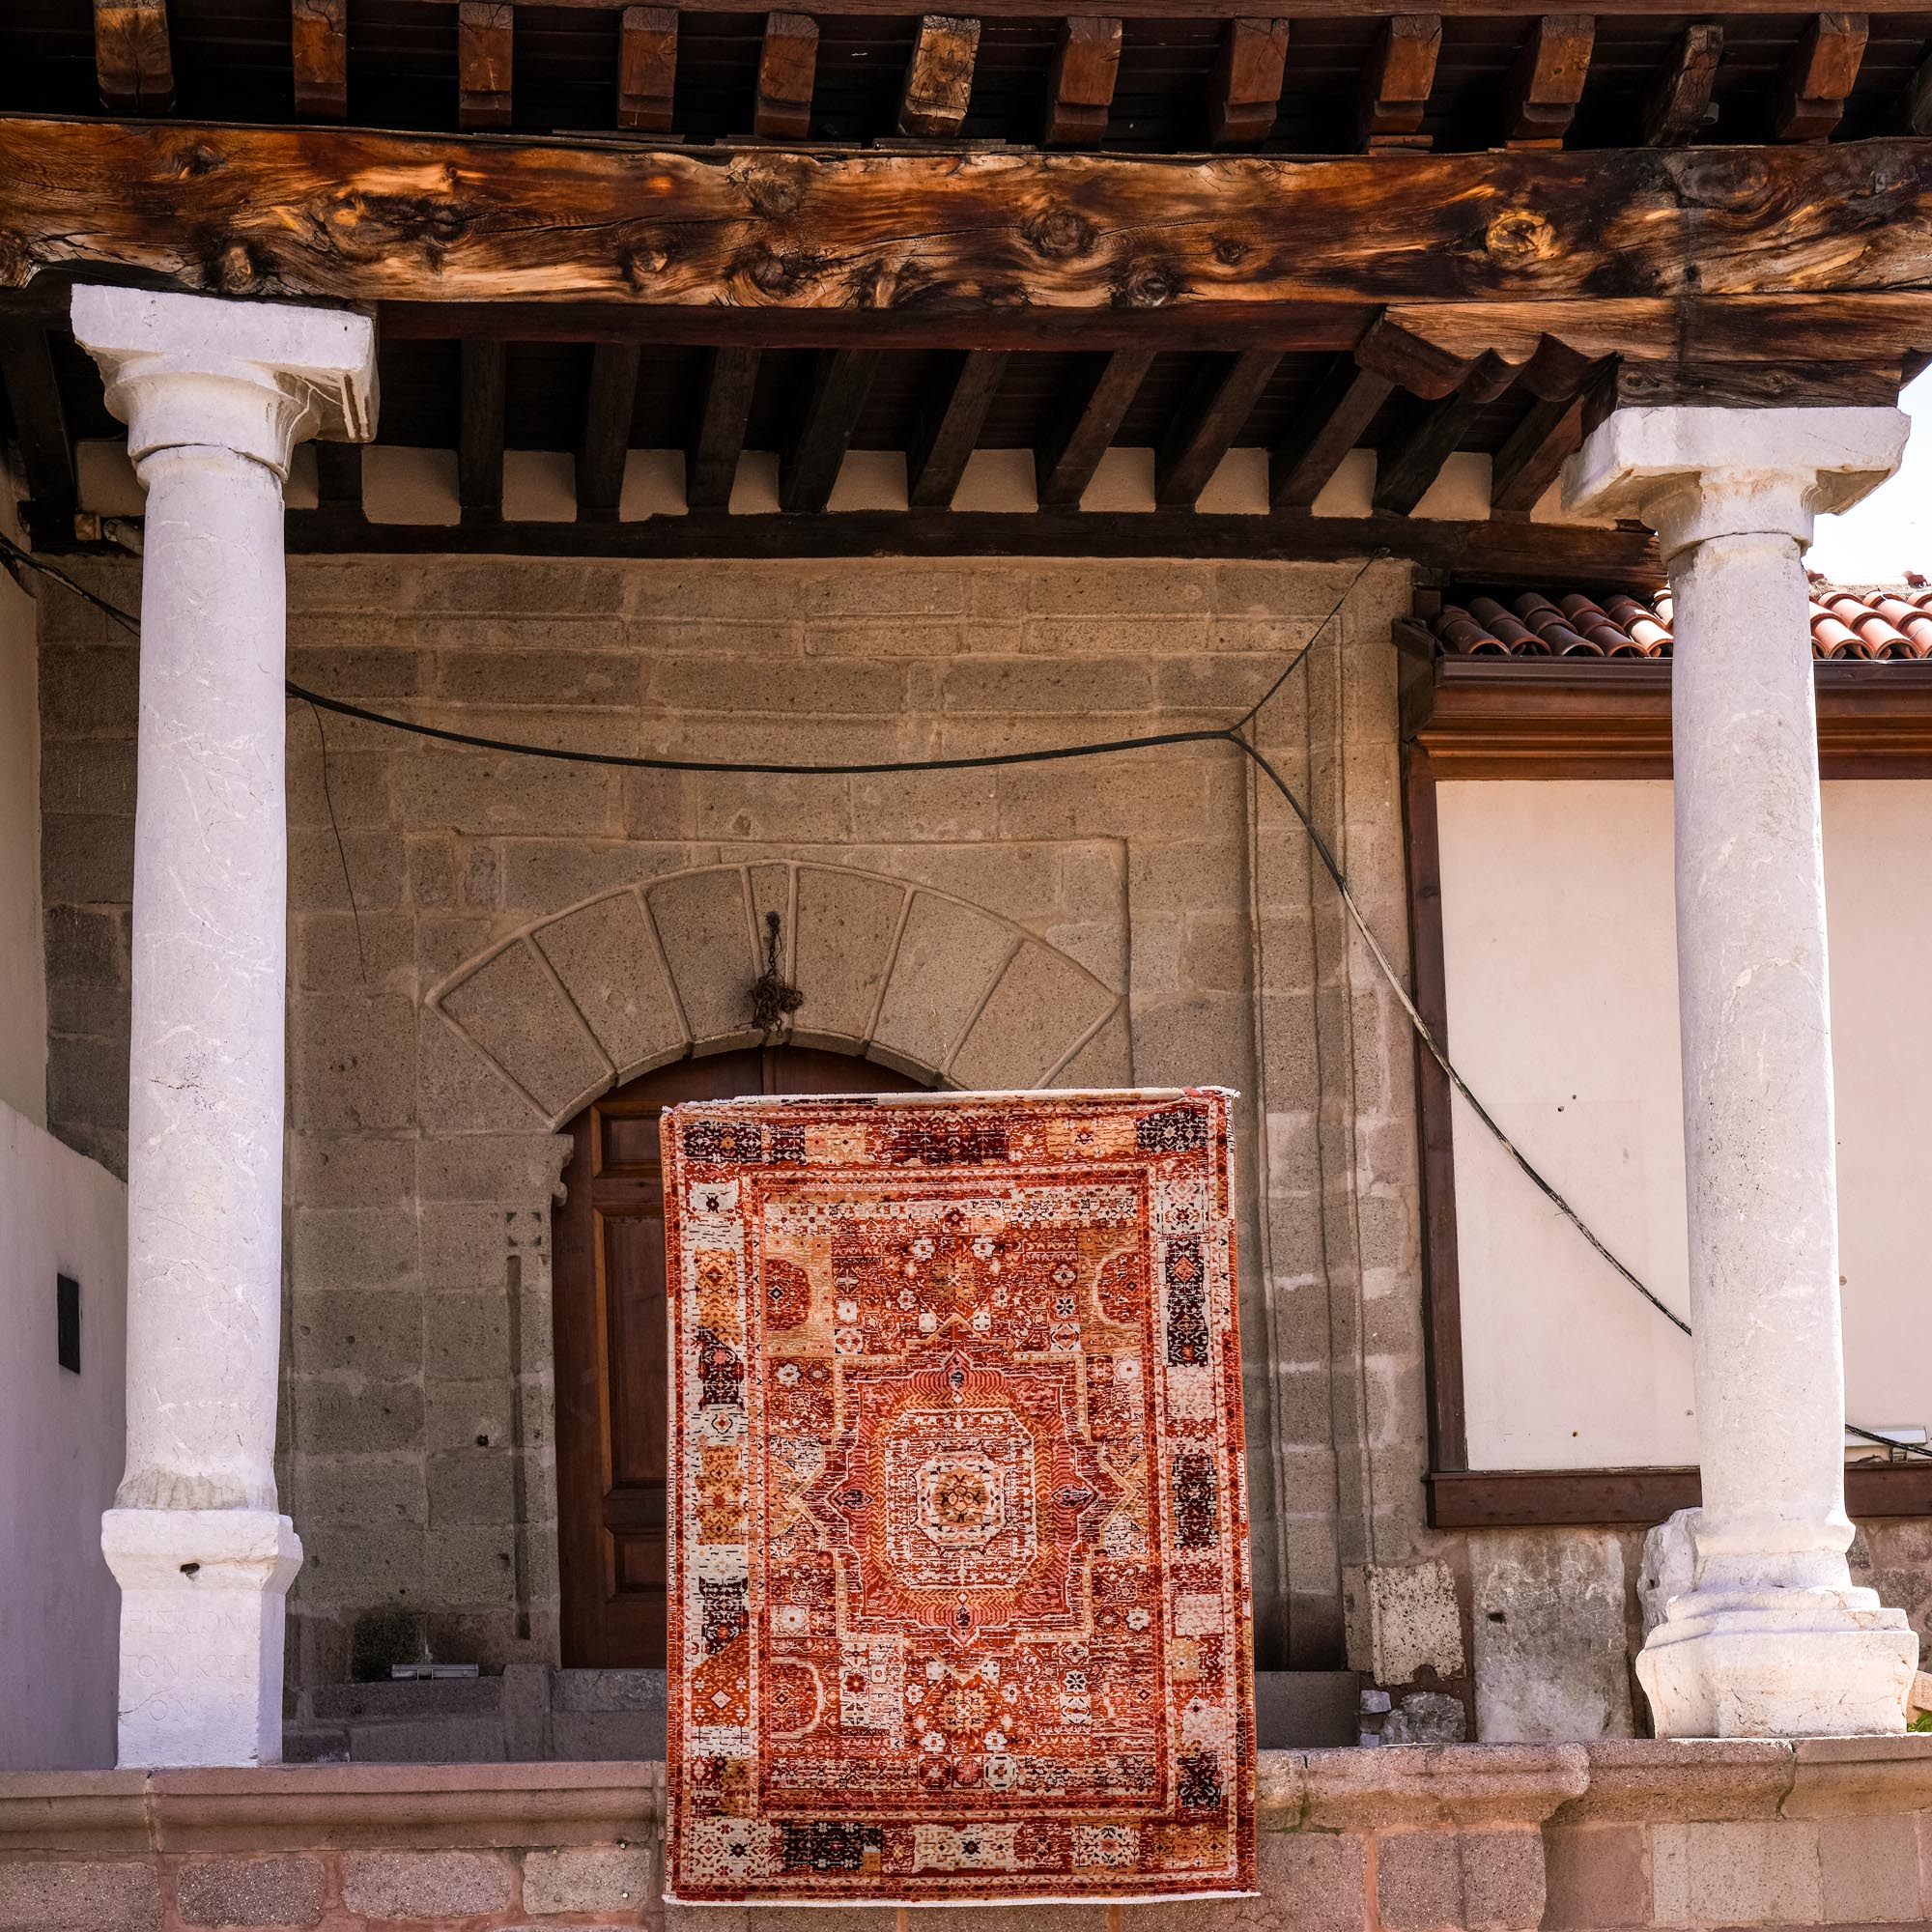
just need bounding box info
[292,0,349,122]
[7,120,1932,355]
[94,0,174,115]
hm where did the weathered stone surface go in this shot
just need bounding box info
[1472,1532,1634,1744]
[1376,1829,1463,1930]
[521,1846,657,1913]
[870,890,1013,1077]
[340,1850,513,1917]
[948,941,1120,1091]
[1542,1824,1651,1929]
[789,866,909,1046]
[175,1855,326,1926]
[440,941,611,1122]
[534,891,685,1076]
[1345,1561,1465,1687]
[1650,1819,1823,1927]
[0,1860,161,1930]
[646,867,762,1047]
[1817,1813,1923,1922]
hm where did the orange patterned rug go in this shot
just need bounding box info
[662,1088,1255,1906]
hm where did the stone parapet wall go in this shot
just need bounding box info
[3,1741,1930,1930]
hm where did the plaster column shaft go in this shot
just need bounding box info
[71,285,376,1769]
[1566,406,1918,1738]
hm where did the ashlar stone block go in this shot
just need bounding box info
[870,890,1016,1078]
[441,940,611,1122]
[534,891,686,1078]
[949,942,1120,1091]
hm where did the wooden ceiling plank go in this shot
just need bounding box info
[1154,347,1282,506]
[617,5,679,132]
[1044,16,1123,147]
[780,348,882,513]
[1776,12,1869,140]
[1357,14,1440,152]
[1269,356,1393,510]
[459,337,509,521]
[1208,17,1291,149]
[94,0,174,115]
[579,341,643,519]
[907,349,1008,508]
[1644,22,1721,145]
[459,0,516,131]
[1036,349,1154,507]
[1372,353,1514,516]
[756,12,819,142]
[1489,390,1585,516]
[899,14,982,138]
[1505,14,1594,148]
[292,0,349,121]
[0,324,76,544]
[687,347,761,510]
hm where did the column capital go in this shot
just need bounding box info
[71,284,377,481]
[1562,404,1907,559]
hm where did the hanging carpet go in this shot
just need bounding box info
[663,1087,1256,1906]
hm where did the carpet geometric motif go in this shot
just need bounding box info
[663,1088,1255,1905]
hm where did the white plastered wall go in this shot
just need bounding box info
[1440,778,1929,1469]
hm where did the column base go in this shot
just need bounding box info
[1637,1587,1918,1738]
[101,1507,302,1769]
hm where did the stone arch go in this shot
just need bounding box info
[425,861,1127,1127]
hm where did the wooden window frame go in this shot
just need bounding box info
[1401,647,1932,1527]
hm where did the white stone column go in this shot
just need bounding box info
[71,286,377,1768]
[1565,406,1919,1738]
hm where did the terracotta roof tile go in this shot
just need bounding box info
[1426,584,1932,662]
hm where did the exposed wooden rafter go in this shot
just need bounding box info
[907,350,1008,507]
[94,0,174,115]
[578,341,642,519]
[1036,350,1153,506]
[312,441,363,514]
[1775,12,1868,141]
[899,14,982,138]
[1357,14,1440,152]
[756,12,819,141]
[458,0,515,130]
[1373,352,1516,514]
[1269,357,1393,509]
[1643,22,1721,145]
[1505,14,1594,148]
[779,348,880,512]
[1155,348,1282,505]
[1207,17,1291,149]
[687,347,761,510]
[1489,391,1587,515]
[616,5,679,132]
[1044,16,1123,146]
[291,0,349,122]
[458,336,508,521]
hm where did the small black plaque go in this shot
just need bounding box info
[56,1274,80,1375]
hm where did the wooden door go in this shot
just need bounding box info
[553,1044,926,1667]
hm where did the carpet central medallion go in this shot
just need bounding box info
[663,1089,1254,1905]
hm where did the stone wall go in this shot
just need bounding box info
[3,1738,1930,1929]
[35,552,1435,1703]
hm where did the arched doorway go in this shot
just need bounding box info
[553,1045,929,1667]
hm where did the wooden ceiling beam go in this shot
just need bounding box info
[1044,16,1122,146]
[756,12,819,141]
[1373,353,1515,515]
[617,5,679,132]
[1644,22,1721,145]
[1776,12,1868,140]
[907,349,1008,507]
[0,323,76,545]
[1036,349,1153,506]
[1489,390,1586,516]
[458,1,515,130]
[780,348,880,512]
[899,14,981,138]
[578,341,642,519]
[12,121,1932,327]
[292,0,349,121]
[687,347,761,510]
[1154,347,1282,505]
[1357,14,1440,152]
[458,337,508,521]
[1270,356,1393,510]
[94,0,174,115]
[1505,14,1594,148]
[213,0,1932,16]
[1208,17,1291,149]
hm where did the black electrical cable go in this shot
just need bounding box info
[10,528,1924,1463]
